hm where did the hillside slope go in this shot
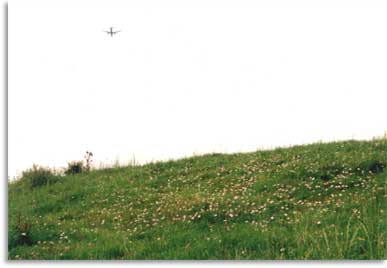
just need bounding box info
[8,139,387,260]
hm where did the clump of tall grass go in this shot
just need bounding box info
[65,161,84,175]
[20,164,59,189]
[8,213,33,248]
[65,151,94,175]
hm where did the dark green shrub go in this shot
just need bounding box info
[357,159,385,174]
[65,161,84,175]
[21,165,58,189]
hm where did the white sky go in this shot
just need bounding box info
[8,0,387,179]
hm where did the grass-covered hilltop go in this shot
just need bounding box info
[8,138,387,260]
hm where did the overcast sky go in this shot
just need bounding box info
[9,0,387,179]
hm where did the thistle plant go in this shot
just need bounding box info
[84,151,93,172]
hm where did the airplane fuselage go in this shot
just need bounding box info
[108,27,114,37]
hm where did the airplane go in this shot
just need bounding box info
[103,27,121,37]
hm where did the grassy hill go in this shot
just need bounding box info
[8,138,387,260]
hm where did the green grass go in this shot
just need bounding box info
[8,138,387,260]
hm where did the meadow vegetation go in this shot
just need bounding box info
[8,138,386,260]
